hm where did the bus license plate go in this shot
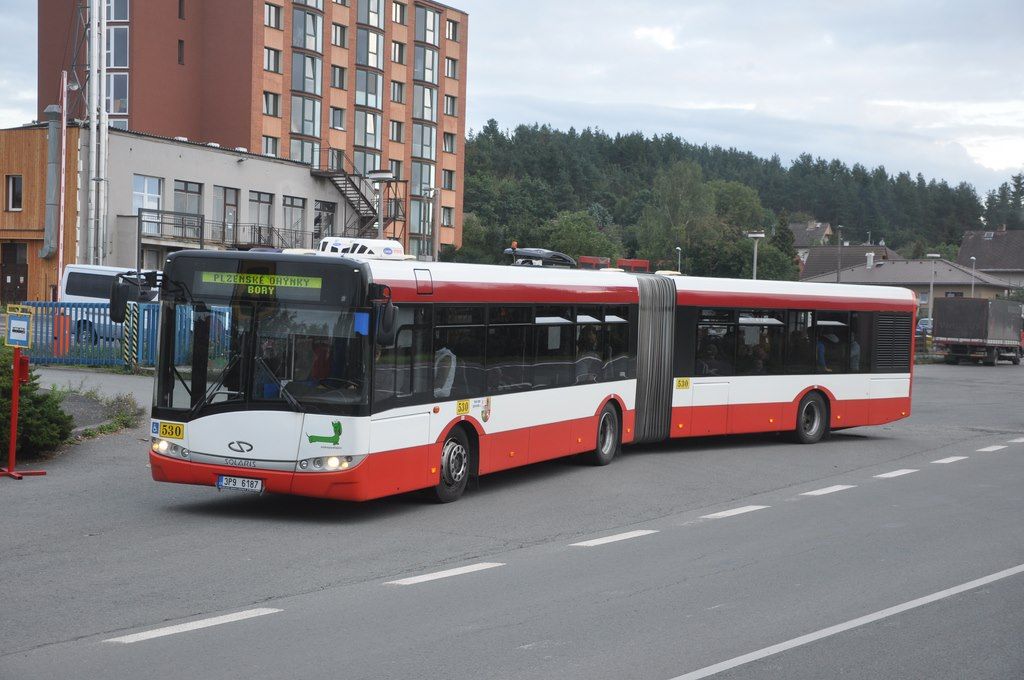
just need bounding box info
[217,476,264,493]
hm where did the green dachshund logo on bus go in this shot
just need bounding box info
[306,421,342,446]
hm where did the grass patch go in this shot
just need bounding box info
[68,390,143,442]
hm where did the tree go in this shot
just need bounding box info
[538,210,622,260]
[635,162,715,268]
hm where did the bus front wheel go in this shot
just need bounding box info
[431,428,471,503]
[794,392,829,445]
[585,403,621,466]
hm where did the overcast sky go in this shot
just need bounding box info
[3,0,1021,194]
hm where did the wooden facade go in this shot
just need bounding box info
[0,125,79,302]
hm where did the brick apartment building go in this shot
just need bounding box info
[38,0,468,257]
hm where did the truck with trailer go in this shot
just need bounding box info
[932,297,1023,365]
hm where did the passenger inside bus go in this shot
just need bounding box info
[575,325,602,383]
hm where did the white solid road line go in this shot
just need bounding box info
[571,529,659,547]
[977,445,1008,452]
[701,505,769,520]
[104,608,281,644]
[668,563,1024,680]
[1008,437,1024,443]
[874,469,918,478]
[932,456,969,464]
[800,485,856,496]
[385,562,505,586]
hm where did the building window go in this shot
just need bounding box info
[331,65,347,89]
[314,200,336,238]
[173,180,202,215]
[391,41,405,64]
[106,26,129,67]
[446,19,459,42]
[290,96,321,136]
[444,94,457,116]
[357,0,383,29]
[354,110,381,149]
[264,3,282,28]
[444,57,458,79]
[411,161,434,195]
[389,158,402,180]
[442,169,455,190]
[356,28,383,68]
[411,123,435,160]
[441,206,453,226]
[391,80,405,103]
[109,119,128,130]
[330,106,346,130]
[263,91,280,117]
[5,175,23,211]
[282,196,306,230]
[177,40,185,64]
[414,45,438,84]
[415,6,439,45]
[389,120,403,142]
[214,186,240,230]
[355,69,383,108]
[332,23,347,47]
[443,132,455,153]
[250,191,274,226]
[353,150,380,175]
[413,84,436,121]
[292,52,323,95]
[264,47,282,73]
[178,0,185,19]
[295,0,324,9]
[290,139,318,165]
[105,73,129,113]
[409,198,433,237]
[292,8,323,53]
[105,0,129,21]
[332,0,348,4]
[392,1,406,24]
[262,136,279,156]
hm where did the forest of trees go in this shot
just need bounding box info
[444,119,1024,280]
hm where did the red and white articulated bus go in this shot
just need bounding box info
[136,238,916,503]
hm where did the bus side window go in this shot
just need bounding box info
[434,323,485,399]
[816,311,850,373]
[785,311,815,374]
[849,312,872,372]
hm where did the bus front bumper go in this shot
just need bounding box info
[149,451,387,501]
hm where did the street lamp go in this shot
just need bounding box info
[675,246,682,273]
[835,224,844,283]
[366,169,395,239]
[926,253,941,323]
[747,232,765,280]
[970,256,976,297]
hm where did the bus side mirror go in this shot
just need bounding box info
[376,301,399,346]
[109,280,131,323]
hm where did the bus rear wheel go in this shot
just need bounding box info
[585,403,621,466]
[430,428,471,503]
[794,392,829,444]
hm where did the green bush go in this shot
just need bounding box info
[0,347,74,458]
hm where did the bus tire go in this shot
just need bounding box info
[430,427,471,503]
[794,392,828,445]
[586,403,621,466]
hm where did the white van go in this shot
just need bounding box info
[59,265,158,343]
[60,264,158,304]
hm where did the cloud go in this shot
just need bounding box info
[631,26,679,51]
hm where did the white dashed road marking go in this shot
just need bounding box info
[874,469,918,479]
[800,485,856,496]
[571,529,659,547]
[1008,437,1024,443]
[932,456,968,464]
[385,562,505,586]
[977,445,1007,452]
[105,608,281,644]
[668,563,1024,680]
[701,505,769,519]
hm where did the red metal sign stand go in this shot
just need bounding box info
[0,348,46,480]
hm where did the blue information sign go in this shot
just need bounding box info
[5,313,31,348]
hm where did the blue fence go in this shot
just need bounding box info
[19,302,159,367]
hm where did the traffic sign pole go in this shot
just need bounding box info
[2,309,46,480]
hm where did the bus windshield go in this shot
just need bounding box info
[153,254,371,415]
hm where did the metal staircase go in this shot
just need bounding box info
[311,149,378,238]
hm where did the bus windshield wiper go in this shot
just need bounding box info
[190,353,242,416]
[255,355,305,413]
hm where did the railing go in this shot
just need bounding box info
[19,302,147,366]
[137,209,206,246]
[207,222,318,250]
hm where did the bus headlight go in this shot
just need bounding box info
[295,454,366,472]
[151,437,189,459]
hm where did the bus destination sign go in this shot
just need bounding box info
[200,272,323,297]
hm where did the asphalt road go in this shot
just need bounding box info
[1,363,1022,680]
